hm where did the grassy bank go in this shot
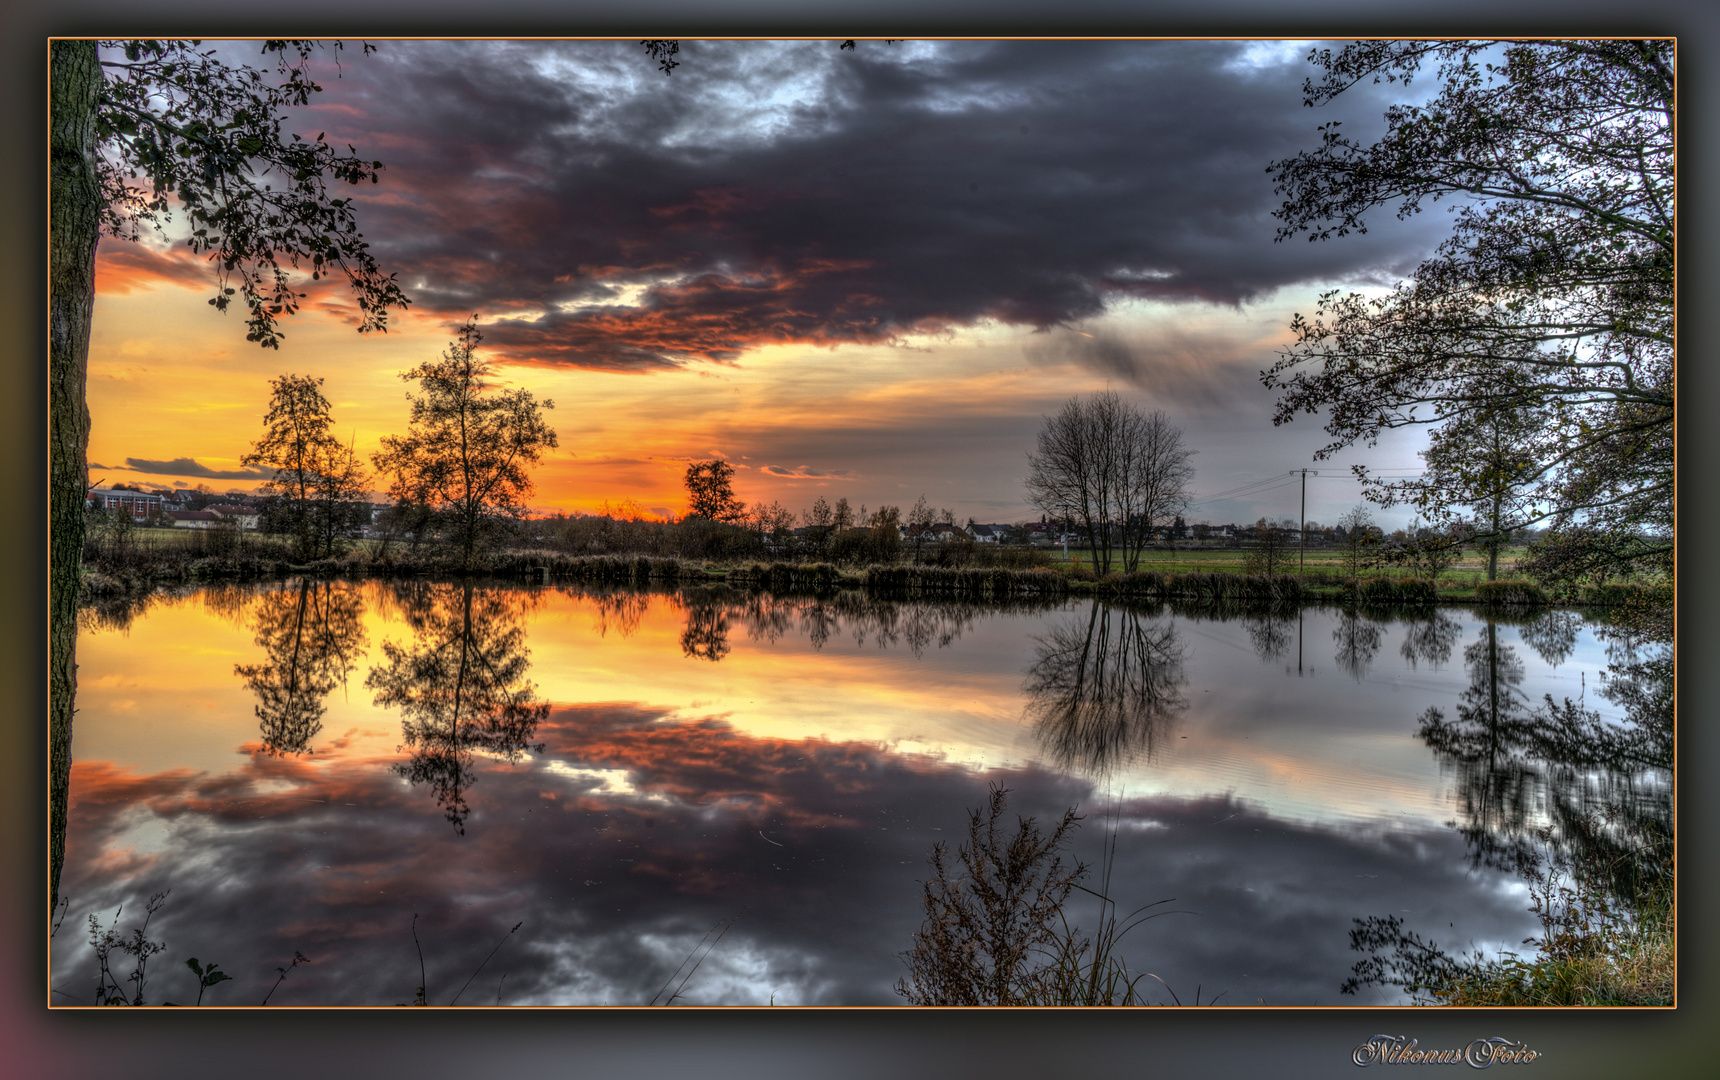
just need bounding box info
[78,529,1663,614]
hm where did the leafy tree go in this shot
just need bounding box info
[49,39,408,910]
[748,499,797,552]
[683,459,746,523]
[1263,41,1673,592]
[869,504,903,563]
[906,495,937,562]
[831,496,856,533]
[1382,520,1463,581]
[243,374,369,560]
[800,495,835,557]
[1411,392,1549,580]
[372,320,558,570]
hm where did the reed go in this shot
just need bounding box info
[863,565,1069,600]
[1472,579,1549,606]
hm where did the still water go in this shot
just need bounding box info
[55,580,1665,1006]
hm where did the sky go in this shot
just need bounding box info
[86,38,1458,529]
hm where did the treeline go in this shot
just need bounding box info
[527,505,1053,571]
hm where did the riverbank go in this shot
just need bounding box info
[77,532,1667,614]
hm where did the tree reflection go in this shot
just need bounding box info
[1332,611,1383,681]
[1398,610,1461,670]
[588,588,651,639]
[1022,602,1187,776]
[365,581,547,834]
[1243,610,1295,664]
[1517,608,1583,667]
[233,580,368,756]
[664,588,1059,662]
[1418,619,1672,902]
[680,595,732,662]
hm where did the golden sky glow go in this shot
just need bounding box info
[82,39,1452,529]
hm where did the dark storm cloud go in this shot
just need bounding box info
[1023,328,1271,411]
[757,464,851,479]
[119,457,272,480]
[57,700,1536,1007]
[295,39,1444,371]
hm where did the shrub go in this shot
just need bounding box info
[726,562,841,593]
[1357,577,1437,606]
[1474,579,1548,606]
[895,785,1086,1005]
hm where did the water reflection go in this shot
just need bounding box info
[1243,609,1295,665]
[233,580,368,756]
[1518,609,1583,667]
[588,588,651,639]
[1022,602,1187,775]
[680,590,732,661]
[1332,612,1384,682]
[66,583,1659,1005]
[655,587,1063,662]
[1418,619,1672,898]
[1399,610,1461,670]
[365,581,548,833]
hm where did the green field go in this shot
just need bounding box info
[1043,543,1536,583]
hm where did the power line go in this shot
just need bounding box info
[1187,475,1300,505]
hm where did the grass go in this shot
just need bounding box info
[1044,543,1538,577]
[1344,851,1675,1007]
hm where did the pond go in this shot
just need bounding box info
[54,580,1669,1006]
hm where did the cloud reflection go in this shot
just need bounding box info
[58,691,1539,1007]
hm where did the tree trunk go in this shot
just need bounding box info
[49,40,102,912]
[1487,491,1502,581]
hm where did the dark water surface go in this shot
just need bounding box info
[55,581,1665,1006]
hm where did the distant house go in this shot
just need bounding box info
[965,523,1008,543]
[166,510,222,530]
[205,504,261,530]
[87,487,163,520]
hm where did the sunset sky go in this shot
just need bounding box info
[86,38,1453,528]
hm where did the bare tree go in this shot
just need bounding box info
[1025,393,1195,576]
[1338,504,1379,585]
[1118,410,1196,572]
[1243,517,1294,576]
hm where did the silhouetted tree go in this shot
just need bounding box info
[1026,394,1195,575]
[372,320,558,570]
[683,460,746,523]
[244,375,370,559]
[49,39,409,910]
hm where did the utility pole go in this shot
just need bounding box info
[1292,469,1317,575]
